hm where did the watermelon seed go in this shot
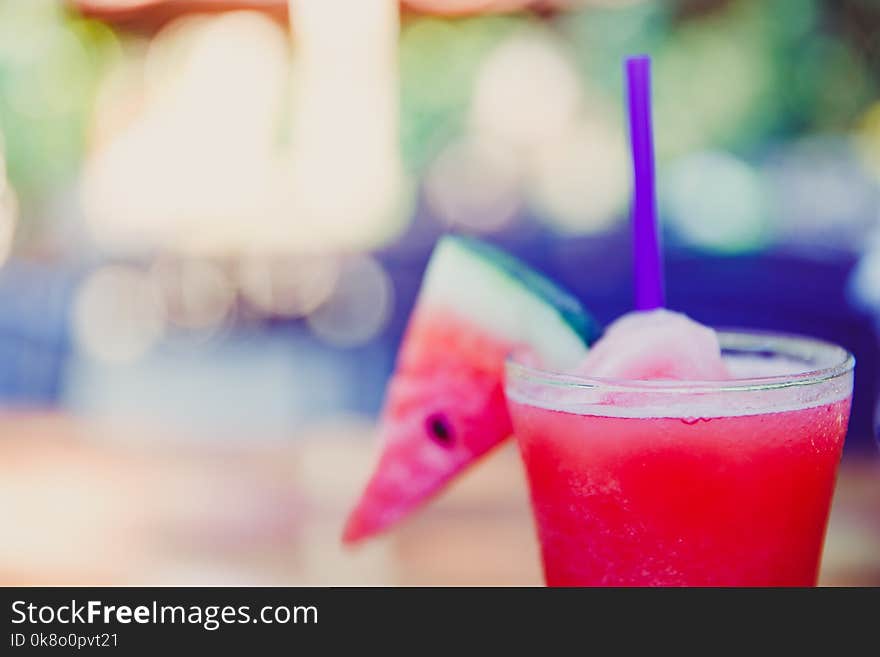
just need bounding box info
[425,413,455,448]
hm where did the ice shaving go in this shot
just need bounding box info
[570,309,731,381]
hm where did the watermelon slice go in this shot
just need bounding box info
[343,235,598,543]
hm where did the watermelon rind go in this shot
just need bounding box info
[419,235,599,369]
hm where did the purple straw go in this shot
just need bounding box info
[625,55,664,310]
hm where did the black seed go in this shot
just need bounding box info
[425,412,455,448]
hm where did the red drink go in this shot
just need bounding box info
[505,332,854,587]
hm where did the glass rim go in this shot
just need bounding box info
[505,329,855,394]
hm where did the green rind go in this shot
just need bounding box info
[446,234,600,346]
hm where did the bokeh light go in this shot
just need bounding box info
[527,111,629,235]
[470,27,582,152]
[306,256,393,348]
[652,11,774,158]
[72,265,166,364]
[284,0,409,252]
[424,135,522,233]
[661,151,771,254]
[150,258,235,332]
[81,11,289,255]
[238,253,340,318]
[399,15,516,175]
[764,136,877,254]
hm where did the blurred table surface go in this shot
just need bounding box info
[1,412,878,586]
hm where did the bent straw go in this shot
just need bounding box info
[625,55,664,310]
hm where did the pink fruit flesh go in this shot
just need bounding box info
[342,308,514,543]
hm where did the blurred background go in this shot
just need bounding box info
[0,0,878,585]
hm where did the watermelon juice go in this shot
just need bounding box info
[505,331,854,587]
